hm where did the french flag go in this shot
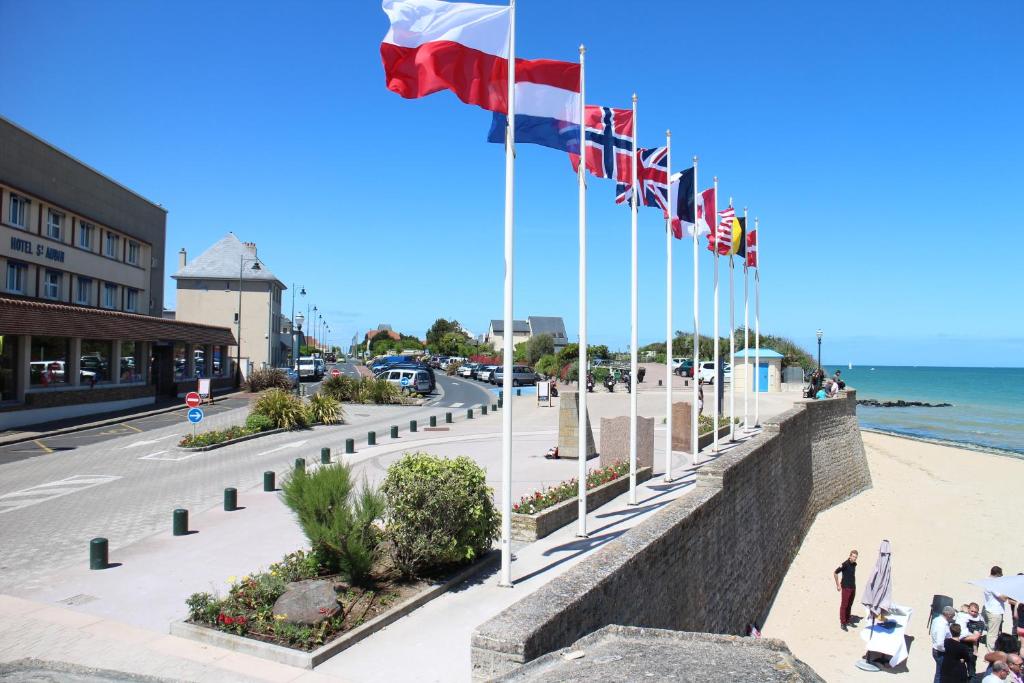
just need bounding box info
[380,0,580,153]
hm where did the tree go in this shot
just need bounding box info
[524,334,554,365]
[425,319,465,352]
[437,332,465,356]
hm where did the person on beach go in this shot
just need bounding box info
[834,550,858,630]
[956,602,988,678]
[941,623,975,682]
[984,566,1011,646]
[935,607,984,683]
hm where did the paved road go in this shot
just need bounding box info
[0,365,494,592]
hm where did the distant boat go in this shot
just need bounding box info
[848,362,853,370]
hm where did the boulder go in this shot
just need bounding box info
[272,579,339,625]
[599,415,653,469]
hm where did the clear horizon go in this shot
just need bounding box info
[3,0,1021,366]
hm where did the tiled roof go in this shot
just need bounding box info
[172,233,284,286]
[0,296,236,345]
[527,316,567,339]
[490,319,530,334]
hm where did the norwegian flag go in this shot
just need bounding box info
[709,206,735,256]
[568,105,634,182]
[615,146,668,213]
[746,228,758,268]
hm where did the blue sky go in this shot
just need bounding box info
[3,0,1022,366]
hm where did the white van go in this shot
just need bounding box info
[377,368,431,394]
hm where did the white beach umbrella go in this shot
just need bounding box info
[969,575,1024,603]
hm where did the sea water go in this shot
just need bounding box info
[835,366,1024,456]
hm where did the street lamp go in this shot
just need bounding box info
[290,285,305,369]
[816,329,823,371]
[236,255,262,384]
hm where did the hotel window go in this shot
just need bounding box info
[76,277,93,305]
[79,222,94,250]
[127,241,140,265]
[30,336,70,386]
[81,340,113,383]
[46,210,63,240]
[103,283,118,309]
[125,288,139,313]
[120,341,143,382]
[105,233,120,258]
[8,194,27,228]
[6,262,27,294]
[43,271,62,300]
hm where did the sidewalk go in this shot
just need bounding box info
[0,390,797,681]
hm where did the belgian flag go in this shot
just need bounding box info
[731,217,746,259]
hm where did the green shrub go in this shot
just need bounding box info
[247,368,294,393]
[320,375,359,402]
[445,361,462,376]
[252,389,309,429]
[357,377,402,405]
[179,425,250,448]
[381,453,500,577]
[245,412,276,433]
[282,463,384,585]
[307,393,344,425]
[534,354,560,378]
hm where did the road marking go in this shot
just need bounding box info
[258,440,309,456]
[32,439,54,454]
[120,423,144,433]
[449,402,464,408]
[121,434,178,449]
[450,382,461,386]
[138,450,205,462]
[0,474,121,515]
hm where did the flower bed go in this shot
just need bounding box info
[511,462,654,542]
[179,425,262,448]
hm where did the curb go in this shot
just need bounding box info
[170,550,500,669]
[0,390,251,448]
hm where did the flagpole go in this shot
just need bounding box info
[729,232,736,443]
[628,92,639,506]
[711,179,720,453]
[754,216,761,427]
[576,44,588,537]
[664,129,673,483]
[498,0,516,588]
[743,206,750,432]
[691,156,699,466]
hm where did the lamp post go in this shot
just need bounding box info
[236,255,262,384]
[816,329,823,371]
[290,284,305,369]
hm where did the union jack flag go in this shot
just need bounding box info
[615,146,669,213]
[709,206,735,256]
[568,105,634,182]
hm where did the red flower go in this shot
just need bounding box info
[319,607,329,615]
[223,616,235,625]
[236,616,247,624]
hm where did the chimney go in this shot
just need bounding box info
[243,241,257,256]
[178,248,187,269]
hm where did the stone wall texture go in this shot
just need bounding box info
[556,391,595,460]
[471,390,871,680]
[598,415,653,469]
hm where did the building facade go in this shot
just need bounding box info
[485,316,567,353]
[173,234,287,374]
[0,117,236,428]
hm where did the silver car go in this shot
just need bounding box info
[493,365,538,386]
[377,368,431,394]
[477,365,498,382]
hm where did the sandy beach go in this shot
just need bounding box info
[764,430,1024,681]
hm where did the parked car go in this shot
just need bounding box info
[29,360,96,385]
[674,359,694,377]
[477,365,498,383]
[382,362,436,392]
[697,361,732,384]
[276,366,300,389]
[493,365,539,386]
[458,362,481,379]
[325,353,337,363]
[377,368,431,394]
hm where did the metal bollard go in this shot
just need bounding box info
[445,412,453,424]
[89,538,108,570]
[321,447,331,464]
[429,415,437,427]
[467,408,474,419]
[224,488,237,511]
[368,431,376,446]
[263,471,275,492]
[345,438,355,454]
[173,508,189,536]
[517,389,521,396]
[294,458,305,474]
[390,425,399,438]
[410,420,417,432]
[481,405,488,415]
[492,403,498,412]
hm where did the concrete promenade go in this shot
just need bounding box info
[0,373,801,682]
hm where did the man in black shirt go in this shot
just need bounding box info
[834,549,859,631]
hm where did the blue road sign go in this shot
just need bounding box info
[187,408,204,424]
[400,377,410,387]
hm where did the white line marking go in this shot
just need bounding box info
[450,382,461,386]
[258,440,308,456]
[121,434,178,449]
[0,475,121,515]
[449,402,464,408]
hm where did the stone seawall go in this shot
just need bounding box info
[471,390,871,679]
